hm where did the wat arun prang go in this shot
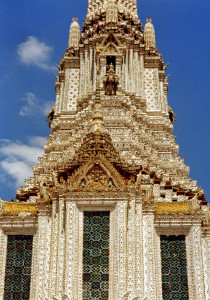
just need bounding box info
[0,0,209,299]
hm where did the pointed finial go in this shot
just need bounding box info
[72,16,78,22]
[146,16,152,23]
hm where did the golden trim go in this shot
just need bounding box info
[1,203,38,216]
[155,202,190,214]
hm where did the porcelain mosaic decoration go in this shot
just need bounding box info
[0,0,209,299]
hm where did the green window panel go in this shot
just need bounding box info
[4,235,33,300]
[160,235,189,300]
[83,211,110,300]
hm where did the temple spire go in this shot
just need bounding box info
[144,17,156,49]
[68,17,80,48]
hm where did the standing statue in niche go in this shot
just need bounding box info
[103,63,119,95]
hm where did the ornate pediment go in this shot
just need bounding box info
[80,164,115,191]
[101,42,121,55]
[99,32,123,55]
[66,154,126,191]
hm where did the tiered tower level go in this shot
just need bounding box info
[0,1,209,300]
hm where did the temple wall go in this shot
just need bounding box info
[0,204,209,300]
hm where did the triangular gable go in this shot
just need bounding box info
[100,32,123,55]
[100,32,123,48]
[67,154,125,191]
[101,42,121,55]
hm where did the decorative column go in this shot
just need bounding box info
[79,51,85,97]
[117,202,128,299]
[202,229,210,300]
[84,49,89,95]
[49,199,59,298]
[134,51,139,95]
[89,48,93,92]
[127,194,143,298]
[0,229,7,299]
[100,57,107,89]
[135,200,144,296]
[163,81,169,114]
[139,54,144,98]
[125,49,129,91]
[64,201,78,299]
[93,50,97,91]
[127,199,135,294]
[115,56,122,89]
[154,69,161,111]
[55,81,61,113]
[60,81,65,112]
[159,81,166,113]
[63,69,71,111]
[122,56,125,91]
[143,213,156,299]
[33,207,51,300]
[186,225,205,300]
[129,49,134,93]
[56,196,66,296]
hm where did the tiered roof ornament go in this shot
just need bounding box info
[144,17,156,49]
[86,0,138,21]
[68,17,80,48]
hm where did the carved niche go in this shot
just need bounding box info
[80,164,115,191]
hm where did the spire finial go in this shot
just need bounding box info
[72,16,78,22]
[146,16,152,23]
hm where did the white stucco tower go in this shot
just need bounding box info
[0,1,209,300]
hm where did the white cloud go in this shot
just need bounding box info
[0,137,46,187]
[1,161,33,187]
[28,136,47,148]
[17,36,56,71]
[19,92,54,117]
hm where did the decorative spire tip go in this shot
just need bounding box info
[146,16,152,23]
[72,16,78,22]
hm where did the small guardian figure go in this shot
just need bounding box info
[103,63,119,95]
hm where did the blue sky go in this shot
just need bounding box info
[0,0,209,201]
